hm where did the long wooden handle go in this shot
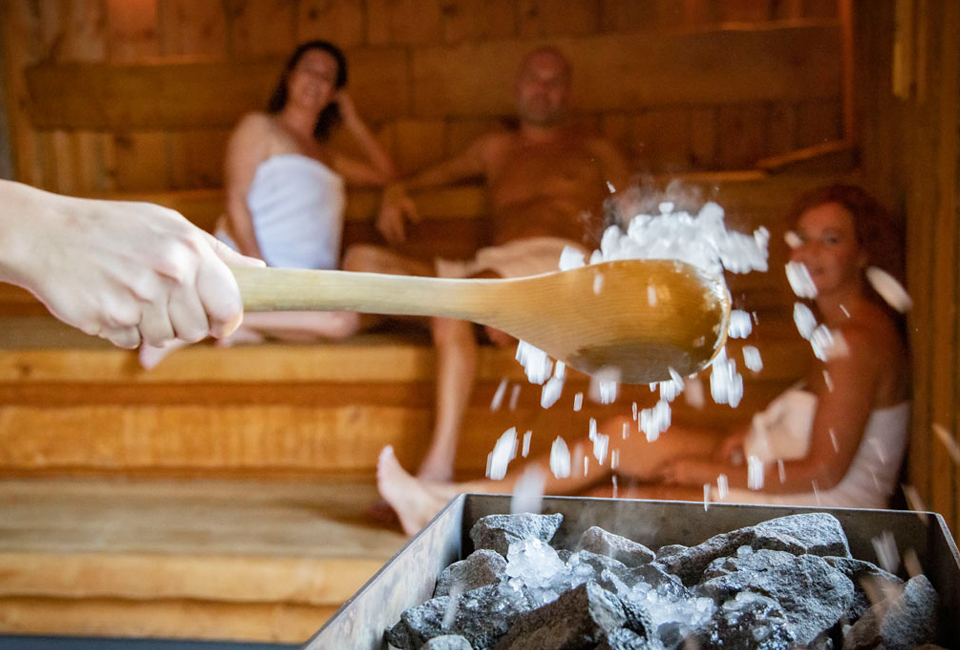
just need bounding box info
[231,266,500,321]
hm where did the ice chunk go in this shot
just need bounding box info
[786,261,818,298]
[727,309,753,338]
[742,345,763,372]
[487,428,518,480]
[550,437,571,479]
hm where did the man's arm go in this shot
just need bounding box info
[377,136,490,245]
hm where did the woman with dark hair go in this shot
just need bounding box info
[141,40,395,367]
[377,184,912,536]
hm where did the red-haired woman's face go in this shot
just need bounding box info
[790,202,867,295]
[287,49,339,113]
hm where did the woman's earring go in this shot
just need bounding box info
[865,266,912,313]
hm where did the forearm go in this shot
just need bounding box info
[343,115,396,183]
[225,199,263,259]
[0,180,67,289]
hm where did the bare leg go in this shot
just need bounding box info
[607,416,725,481]
[378,446,459,535]
[237,311,361,341]
[417,315,477,481]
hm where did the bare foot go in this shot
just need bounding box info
[138,339,189,370]
[416,453,454,483]
[377,446,451,536]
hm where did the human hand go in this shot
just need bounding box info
[335,90,360,126]
[11,191,264,349]
[376,183,420,245]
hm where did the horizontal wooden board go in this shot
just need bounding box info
[24,26,841,130]
[412,23,842,117]
[0,596,335,643]
[25,48,410,130]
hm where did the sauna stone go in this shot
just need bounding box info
[697,546,854,646]
[469,513,563,558]
[843,574,940,650]
[422,636,474,650]
[659,512,852,586]
[492,582,630,650]
[577,526,655,567]
[435,550,506,597]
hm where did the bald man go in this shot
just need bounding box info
[343,47,631,482]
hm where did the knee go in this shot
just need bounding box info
[324,311,361,340]
[342,244,385,273]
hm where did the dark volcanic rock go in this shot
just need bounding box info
[824,555,904,621]
[386,583,533,650]
[494,582,626,650]
[422,635,475,650]
[696,591,796,650]
[435,549,507,597]
[699,547,854,647]
[659,513,851,586]
[594,627,658,650]
[470,513,564,558]
[578,526,656,568]
[844,574,940,650]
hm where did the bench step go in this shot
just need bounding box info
[0,477,405,643]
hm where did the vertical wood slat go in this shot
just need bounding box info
[158,0,228,58]
[1,3,43,186]
[517,0,602,37]
[927,0,956,519]
[939,0,960,537]
[226,0,297,58]
[297,0,365,47]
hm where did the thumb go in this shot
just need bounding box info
[203,232,265,268]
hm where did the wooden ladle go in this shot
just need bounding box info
[232,259,731,384]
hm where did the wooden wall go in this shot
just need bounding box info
[1,0,844,197]
[857,0,960,535]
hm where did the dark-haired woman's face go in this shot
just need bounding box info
[286,49,339,113]
[791,202,867,296]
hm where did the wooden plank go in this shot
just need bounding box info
[111,131,170,191]
[718,104,768,169]
[717,0,773,23]
[440,0,518,44]
[796,100,842,148]
[393,119,448,174]
[628,110,692,173]
[24,48,410,129]
[0,553,382,604]
[158,0,228,57]
[38,0,108,62]
[411,25,843,118]
[0,597,335,644]
[765,102,798,157]
[106,0,159,62]
[297,0,364,47]
[518,0,602,37]
[0,2,44,186]
[366,0,443,45]
[167,128,230,189]
[689,107,719,169]
[226,0,297,58]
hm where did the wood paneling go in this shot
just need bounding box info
[411,26,843,118]
[858,0,960,538]
[25,51,410,130]
[2,2,851,190]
